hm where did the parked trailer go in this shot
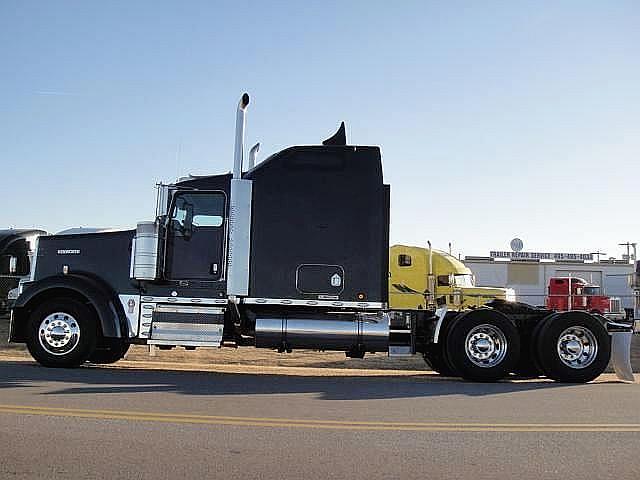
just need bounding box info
[8,95,636,382]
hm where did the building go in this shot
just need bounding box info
[464,254,634,309]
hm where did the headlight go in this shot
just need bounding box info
[7,288,19,300]
[505,288,516,302]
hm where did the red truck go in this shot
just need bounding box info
[546,277,622,317]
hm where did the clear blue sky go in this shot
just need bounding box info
[1,1,638,258]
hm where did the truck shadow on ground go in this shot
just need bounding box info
[0,361,588,401]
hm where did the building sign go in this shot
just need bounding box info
[490,251,594,261]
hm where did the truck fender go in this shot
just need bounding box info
[10,274,127,342]
[435,307,515,344]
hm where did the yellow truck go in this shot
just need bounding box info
[389,244,516,310]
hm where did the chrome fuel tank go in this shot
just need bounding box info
[255,312,389,352]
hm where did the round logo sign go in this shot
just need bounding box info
[510,238,524,252]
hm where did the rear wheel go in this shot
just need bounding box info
[422,343,457,376]
[446,310,520,382]
[26,298,97,368]
[535,311,610,383]
[513,316,554,378]
[513,352,541,378]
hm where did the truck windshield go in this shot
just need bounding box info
[583,286,601,296]
[453,274,475,287]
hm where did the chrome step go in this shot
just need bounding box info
[148,304,225,347]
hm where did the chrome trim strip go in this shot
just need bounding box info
[242,298,385,309]
[154,305,225,315]
[147,339,221,347]
[137,297,227,305]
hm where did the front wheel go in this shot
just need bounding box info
[89,338,130,364]
[535,312,610,383]
[26,298,97,368]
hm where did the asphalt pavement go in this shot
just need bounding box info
[1,360,639,479]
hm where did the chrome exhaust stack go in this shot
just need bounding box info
[233,93,250,179]
[248,142,260,170]
[227,94,253,297]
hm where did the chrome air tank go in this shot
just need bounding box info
[131,221,160,281]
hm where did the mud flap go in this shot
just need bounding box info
[610,332,635,382]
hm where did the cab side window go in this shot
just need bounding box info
[398,254,412,267]
[172,193,224,230]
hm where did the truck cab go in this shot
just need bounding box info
[389,245,515,310]
[545,276,621,315]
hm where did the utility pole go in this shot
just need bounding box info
[618,242,637,263]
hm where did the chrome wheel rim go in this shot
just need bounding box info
[465,324,508,368]
[38,312,80,356]
[557,326,598,369]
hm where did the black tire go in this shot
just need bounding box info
[535,311,610,383]
[514,315,557,378]
[26,298,97,368]
[513,352,541,378]
[89,338,130,364]
[422,343,457,376]
[445,310,520,382]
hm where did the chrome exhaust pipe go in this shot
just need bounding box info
[233,93,250,179]
[248,142,260,170]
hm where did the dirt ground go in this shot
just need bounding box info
[2,314,639,372]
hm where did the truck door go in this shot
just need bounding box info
[165,191,226,281]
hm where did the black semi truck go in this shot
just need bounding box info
[8,95,636,382]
